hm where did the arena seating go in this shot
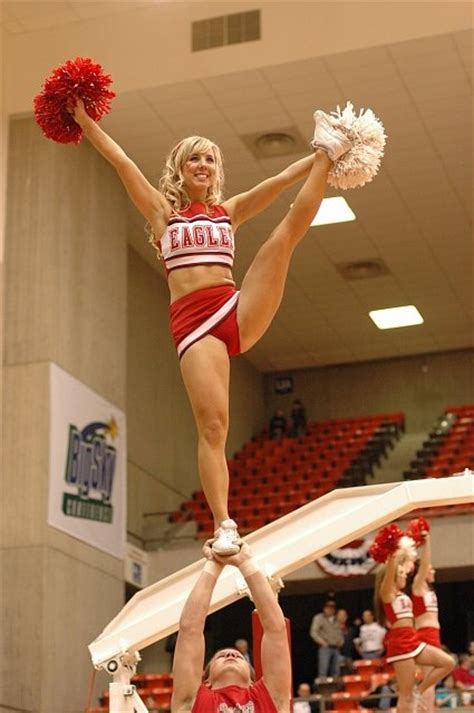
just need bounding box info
[89,658,398,711]
[169,412,405,537]
[332,691,362,710]
[353,658,386,680]
[343,674,372,695]
[404,404,474,480]
[335,662,395,710]
[98,672,173,710]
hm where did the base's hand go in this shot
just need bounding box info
[202,538,216,561]
[212,540,253,568]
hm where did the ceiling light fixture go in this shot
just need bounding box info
[369,305,424,330]
[255,132,296,156]
[311,196,356,226]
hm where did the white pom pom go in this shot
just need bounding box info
[396,535,417,564]
[327,101,387,190]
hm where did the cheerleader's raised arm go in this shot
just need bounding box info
[70,98,168,227]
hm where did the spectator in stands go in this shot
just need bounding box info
[354,609,386,659]
[361,675,397,710]
[468,640,474,673]
[234,637,253,665]
[310,599,344,678]
[452,654,474,701]
[269,408,287,440]
[290,398,307,437]
[352,615,362,637]
[171,539,291,713]
[293,682,318,713]
[336,608,357,667]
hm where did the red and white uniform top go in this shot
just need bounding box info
[191,680,278,713]
[159,202,234,274]
[383,592,414,626]
[411,589,438,618]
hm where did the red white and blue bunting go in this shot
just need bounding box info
[317,537,376,577]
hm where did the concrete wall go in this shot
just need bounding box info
[0,26,7,678]
[2,117,127,712]
[264,348,474,433]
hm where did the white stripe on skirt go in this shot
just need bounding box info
[386,641,426,663]
[177,290,240,358]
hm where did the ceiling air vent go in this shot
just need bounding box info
[192,10,261,52]
[336,259,391,281]
[242,127,309,159]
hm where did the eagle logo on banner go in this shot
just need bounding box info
[317,537,376,577]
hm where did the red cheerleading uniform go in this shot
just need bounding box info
[411,589,442,648]
[159,202,235,273]
[159,202,241,359]
[170,285,240,359]
[383,592,426,663]
[192,679,278,713]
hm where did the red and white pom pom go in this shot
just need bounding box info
[406,517,430,547]
[328,101,387,190]
[369,523,404,563]
[33,57,115,144]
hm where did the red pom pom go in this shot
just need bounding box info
[369,523,404,563]
[406,517,430,546]
[33,57,115,144]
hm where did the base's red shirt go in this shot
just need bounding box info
[192,678,279,712]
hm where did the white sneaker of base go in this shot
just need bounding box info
[212,525,241,556]
[311,110,352,161]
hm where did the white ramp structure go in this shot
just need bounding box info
[90,471,473,686]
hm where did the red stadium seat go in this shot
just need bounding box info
[371,672,390,687]
[172,412,409,539]
[142,686,173,706]
[343,675,371,696]
[144,673,173,687]
[332,692,357,710]
[353,658,384,679]
[241,515,266,533]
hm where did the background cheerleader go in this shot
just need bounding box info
[409,518,457,712]
[372,525,454,713]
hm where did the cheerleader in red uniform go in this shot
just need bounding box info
[372,527,454,713]
[410,521,446,713]
[68,98,355,556]
[66,96,378,556]
[34,55,385,556]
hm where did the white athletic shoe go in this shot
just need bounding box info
[212,519,241,556]
[412,689,427,713]
[311,109,352,162]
